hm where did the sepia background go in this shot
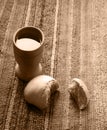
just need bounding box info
[0,0,107,130]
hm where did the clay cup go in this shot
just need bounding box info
[13,26,44,81]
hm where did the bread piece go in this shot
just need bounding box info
[24,75,59,110]
[68,78,90,110]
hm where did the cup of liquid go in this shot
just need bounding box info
[13,26,44,81]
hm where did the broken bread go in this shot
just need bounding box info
[68,78,90,110]
[24,75,59,110]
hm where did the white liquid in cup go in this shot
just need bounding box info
[16,38,40,51]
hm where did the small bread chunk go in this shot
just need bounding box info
[68,78,90,110]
